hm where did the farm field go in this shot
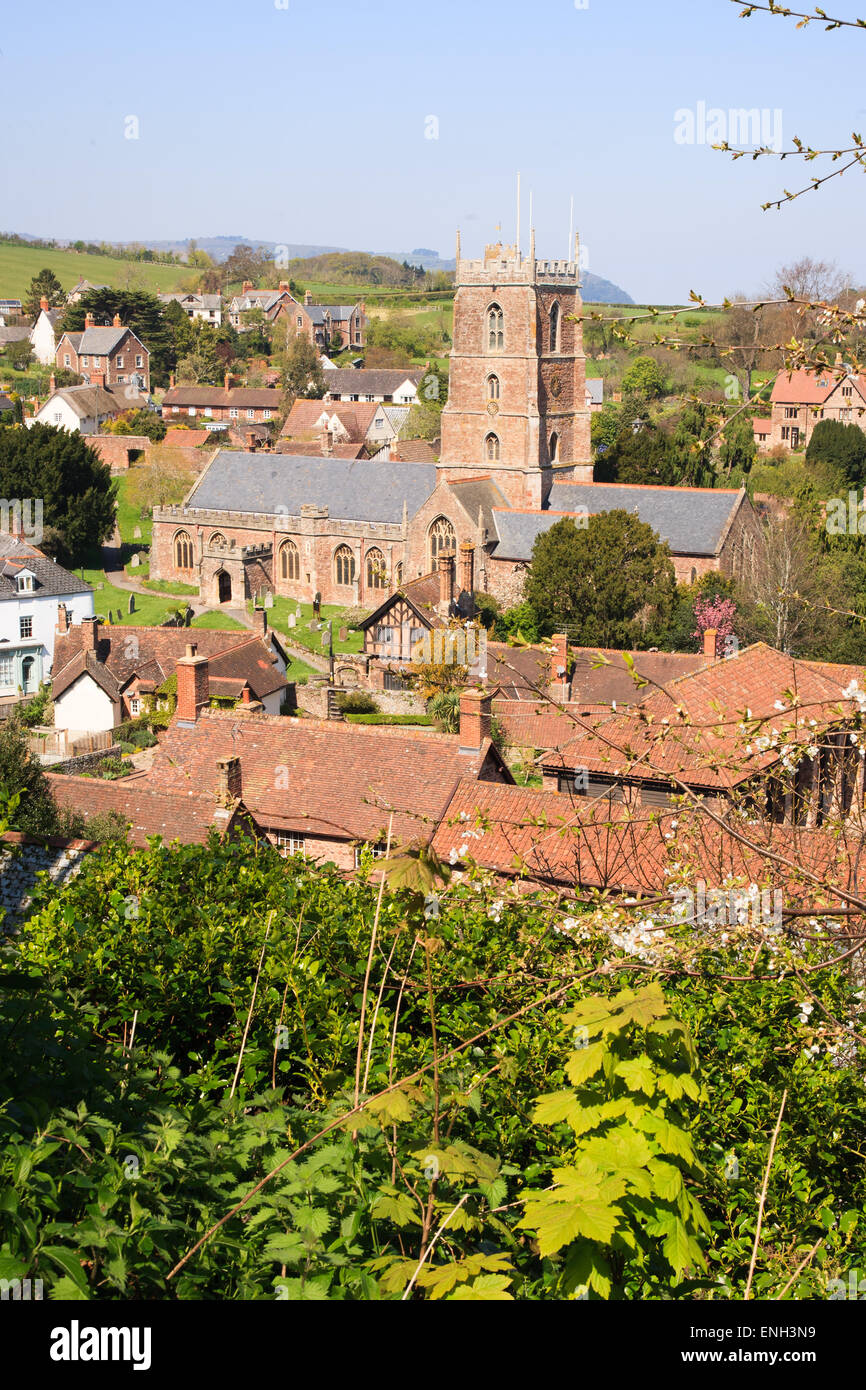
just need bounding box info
[0,241,194,300]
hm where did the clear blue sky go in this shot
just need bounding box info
[1,0,863,301]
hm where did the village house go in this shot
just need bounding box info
[158,292,223,325]
[585,377,604,411]
[227,282,295,330]
[66,279,108,304]
[276,399,397,454]
[322,367,425,405]
[755,358,866,453]
[27,379,128,435]
[0,298,24,322]
[272,291,366,352]
[51,610,290,733]
[161,374,280,428]
[0,537,94,706]
[55,312,151,393]
[47,677,510,865]
[519,637,866,827]
[29,296,65,365]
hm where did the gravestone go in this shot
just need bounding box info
[130,553,140,567]
[128,594,135,614]
[133,526,142,539]
[264,592,274,609]
[287,613,296,628]
[339,627,348,642]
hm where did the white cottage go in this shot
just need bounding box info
[29,298,64,366]
[0,536,94,706]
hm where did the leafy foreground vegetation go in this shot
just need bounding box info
[0,827,864,1301]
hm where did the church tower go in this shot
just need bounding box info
[438,233,593,509]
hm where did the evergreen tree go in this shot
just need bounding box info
[0,425,116,564]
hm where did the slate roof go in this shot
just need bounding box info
[0,536,92,601]
[545,483,747,557]
[303,304,358,325]
[0,392,14,413]
[489,508,581,560]
[61,326,141,356]
[323,368,424,397]
[0,327,31,346]
[186,450,437,523]
[586,377,604,405]
[450,476,511,535]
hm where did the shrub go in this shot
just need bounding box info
[129,729,157,749]
[344,713,433,725]
[335,690,378,714]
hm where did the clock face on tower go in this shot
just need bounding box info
[550,374,562,399]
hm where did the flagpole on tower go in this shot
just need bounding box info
[568,195,574,262]
[516,172,521,260]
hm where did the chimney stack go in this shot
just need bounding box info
[84,311,95,330]
[224,370,232,391]
[304,290,313,305]
[242,280,254,293]
[81,615,100,652]
[458,688,492,753]
[176,643,209,723]
[278,280,290,292]
[216,755,242,806]
[113,312,122,328]
[40,295,49,312]
[459,540,474,598]
[437,551,454,614]
[549,633,570,699]
[169,372,175,389]
[703,628,719,660]
[56,603,70,636]
[48,373,56,395]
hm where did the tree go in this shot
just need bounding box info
[714,295,769,401]
[669,401,715,487]
[124,444,196,514]
[102,409,167,442]
[403,365,448,441]
[525,512,677,648]
[621,354,667,399]
[6,339,33,371]
[806,419,866,488]
[736,515,837,655]
[24,269,64,320]
[280,338,325,401]
[718,412,757,482]
[595,423,677,485]
[0,720,69,837]
[692,593,737,657]
[0,425,116,564]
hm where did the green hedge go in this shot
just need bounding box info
[344,713,433,726]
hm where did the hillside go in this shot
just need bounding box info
[0,241,195,301]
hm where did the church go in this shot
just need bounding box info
[150,236,759,609]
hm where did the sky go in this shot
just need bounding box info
[1,0,864,302]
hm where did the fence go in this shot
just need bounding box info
[28,728,114,761]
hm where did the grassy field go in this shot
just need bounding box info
[0,242,194,301]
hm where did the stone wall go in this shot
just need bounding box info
[51,744,122,775]
[0,831,96,928]
[88,435,151,472]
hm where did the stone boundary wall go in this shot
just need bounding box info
[51,744,123,775]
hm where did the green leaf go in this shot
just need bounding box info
[565,1041,606,1086]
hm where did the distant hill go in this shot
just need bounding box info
[0,240,193,302]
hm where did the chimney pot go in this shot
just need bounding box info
[40,295,49,312]
[56,603,70,636]
[242,280,254,293]
[703,628,719,660]
[113,312,122,328]
[304,290,313,305]
[438,551,455,612]
[81,615,100,651]
[49,373,56,394]
[216,755,242,805]
[549,633,570,697]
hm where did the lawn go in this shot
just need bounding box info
[252,597,366,655]
[76,565,243,630]
[0,241,194,301]
[114,472,152,547]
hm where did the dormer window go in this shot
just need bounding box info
[16,572,34,593]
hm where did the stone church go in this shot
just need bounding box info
[150,236,758,608]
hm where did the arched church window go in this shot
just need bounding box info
[209,531,227,548]
[486,303,504,352]
[428,516,456,569]
[549,432,559,462]
[487,374,500,401]
[334,545,355,586]
[366,547,387,589]
[485,432,501,462]
[549,302,560,353]
[280,539,299,581]
[394,562,404,586]
[174,530,193,570]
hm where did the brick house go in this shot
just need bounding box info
[227,282,295,330]
[755,359,866,453]
[161,374,281,428]
[48,679,510,865]
[323,367,424,405]
[158,292,223,325]
[55,312,150,393]
[276,399,396,453]
[272,291,366,352]
[51,610,290,732]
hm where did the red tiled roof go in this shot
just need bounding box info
[432,779,850,902]
[46,773,244,848]
[275,441,367,459]
[752,418,772,434]
[279,399,379,442]
[769,368,866,406]
[164,428,212,447]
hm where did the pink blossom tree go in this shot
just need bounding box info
[693,594,737,657]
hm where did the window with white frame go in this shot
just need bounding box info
[0,655,14,687]
[230,407,238,419]
[116,355,124,367]
[263,409,271,420]
[16,573,33,593]
[135,355,143,368]
[247,408,255,420]
[354,842,389,868]
[19,616,32,639]
[129,697,141,715]
[275,831,305,856]
[64,354,70,367]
